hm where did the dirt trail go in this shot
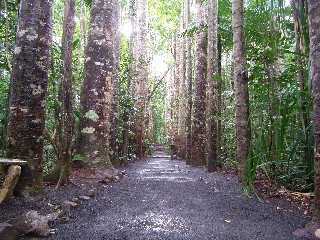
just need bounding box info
[17,150,307,239]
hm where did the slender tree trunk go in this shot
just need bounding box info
[56,0,76,188]
[133,0,148,158]
[191,2,207,167]
[232,0,251,183]
[207,0,218,172]
[309,0,320,220]
[171,36,180,158]
[3,0,12,73]
[77,0,116,170]
[217,34,223,167]
[109,1,121,167]
[75,0,86,87]
[185,0,192,165]
[178,4,187,159]
[6,0,53,196]
[79,0,87,51]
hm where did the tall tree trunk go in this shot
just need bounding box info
[6,0,53,196]
[77,0,116,170]
[309,0,320,220]
[171,36,180,158]
[185,0,192,165]
[133,0,148,158]
[56,0,76,188]
[122,0,137,162]
[178,3,186,159]
[232,0,251,183]
[191,2,207,167]
[207,0,218,172]
[110,1,121,167]
[217,33,223,167]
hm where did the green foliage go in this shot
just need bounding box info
[148,0,182,54]
[181,22,207,37]
[0,73,10,156]
[84,0,92,8]
[44,0,87,172]
[0,0,19,71]
[73,154,84,161]
[0,1,19,156]
[118,37,135,158]
[244,1,313,191]
[218,0,232,52]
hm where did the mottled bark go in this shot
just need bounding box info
[191,2,207,167]
[178,3,187,159]
[122,0,137,162]
[6,0,53,196]
[164,71,172,145]
[207,0,218,172]
[56,0,76,188]
[172,37,180,157]
[309,0,320,220]
[232,0,251,183]
[133,0,148,158]
[77,0,116,169]
[109,0,121,167]
[185,0,192,165]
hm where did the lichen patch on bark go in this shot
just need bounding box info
[81,127,96,134]
[84,110,99,122]
[30,84,44,95]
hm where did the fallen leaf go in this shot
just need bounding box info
[315,229,320,238]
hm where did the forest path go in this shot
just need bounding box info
[43,150,307,239]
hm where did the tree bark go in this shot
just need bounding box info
[109,0,121,167]
[178,3,187,159]
[171,37,180,159]
[309,0,320,220]
[6,0,53,196]
[133,0,148,158]
[56,0,76,188]
[185,0,192,165]
[77,0,116,170]
[232,0,251,183]
[191,2,207,167]
[207,0,218,172]
[217,33,223,167]
[75,0,87,86]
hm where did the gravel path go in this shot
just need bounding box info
[2,150,309,239]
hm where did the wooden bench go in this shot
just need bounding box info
[0,158,27,203]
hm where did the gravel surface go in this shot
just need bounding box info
[0,150,309,239]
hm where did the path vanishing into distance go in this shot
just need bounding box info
[24,150,308,240]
